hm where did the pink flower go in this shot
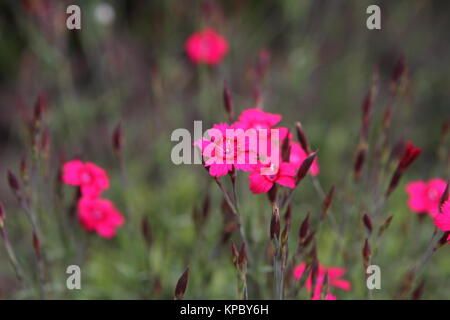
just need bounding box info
[293,263,351,300]
[248,162,296,194]
[185,28,229,65]
[195,123,257,177]
[63,160,109,197]
[236,108,282,130]
[78,198,125,238]
[405,179,447,217]
[434,201,450,241]
[289,142,320,176]
[325,293,337,300]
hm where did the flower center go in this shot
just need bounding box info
[93,210,103,220]
[81,172,92,184]
[428,189,438,200]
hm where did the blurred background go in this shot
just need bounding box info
[0,0,449,299]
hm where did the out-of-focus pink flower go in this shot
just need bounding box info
[293,263,351,300]
[289,142,320,176]
[434,201,450,241]
[185,28,229,65]
[78,198,124,238]
[325,293,337,300]
[63,160,109,197]
[405,179,447,217]
[236,108,282,130]
[248,162,296,194]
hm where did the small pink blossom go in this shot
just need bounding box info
[78,198,125,238]
[293,263,351,300]
[405,178,447,217]
[63,160,109,197]
[248,162,296,194]
[185,28,229,65]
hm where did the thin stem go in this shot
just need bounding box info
[0,227,25,284]
[215,176,252,264]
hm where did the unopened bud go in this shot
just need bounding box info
[296,152,317,184]
[112,122,124,156]
[33,231,41,260]
[363,213,373,234]
[295,122,310,153]
[270,206,280,241]
[174,266,189,300]
[7,170,20,193]
[223,83,234,121]
[321,185,335,220]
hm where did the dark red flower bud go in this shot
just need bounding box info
[391,56,406,85]
[398,141,421,171]
[296,152,317,184]
[112,122,124,156]
[281,133,291,162]
[174,266,189,300]
[20,157,28,183]
[33,231,41,260]
[412,280,425,300]
[363,213,373,234]
[295,122,310,154]
[223,83,234,122]
[387,142,421,196]
[7,170,20,193]
[299,212,310,243]
[270,207,280,241]
[354,144,367,181]
[321,185,335,220]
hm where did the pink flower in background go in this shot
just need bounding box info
[63,160,109,197]
[324,293,337,300]
[289,142,320,176]
[185,28,229,65]
[236,108,282,130]
[78,198,125,238]
[248,162,296,194]
[434,201,450,241]
[405,178,447,217]
[293,263,351,300]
